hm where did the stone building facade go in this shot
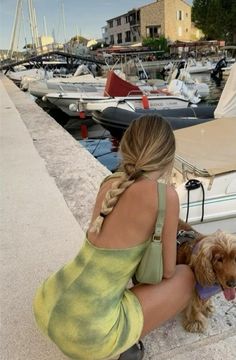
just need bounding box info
[103,0,201,46]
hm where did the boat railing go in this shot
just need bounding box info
[175,154,211,178]
[127,89,145,96]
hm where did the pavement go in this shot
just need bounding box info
[0,74,235,359]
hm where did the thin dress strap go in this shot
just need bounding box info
[153,182,166,241]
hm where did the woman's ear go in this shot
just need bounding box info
[191,242,216,286]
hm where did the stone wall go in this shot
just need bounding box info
[164,0,192,41]
[140,0,165,39]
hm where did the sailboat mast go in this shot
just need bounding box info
[28,0,39,50]
[8,0,23,58]
[33,7,39,47]
[43,16,48,36]
[61,1,67,43]
[28,0,35,49]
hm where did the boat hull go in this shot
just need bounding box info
[92,105,216,139]
[175,173,236,234]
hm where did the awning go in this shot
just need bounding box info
[174,117,236,176]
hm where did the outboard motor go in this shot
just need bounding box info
[211,58,227,78]
[175,61,186,79]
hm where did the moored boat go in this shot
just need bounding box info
[44,70,195,117]
[92,105,216,140]
[29,73,107,99]
[173,117,236,233]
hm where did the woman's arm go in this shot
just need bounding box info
[161,185,179,279]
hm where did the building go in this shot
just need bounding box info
[38,36,54,50]
[103,0,201,46]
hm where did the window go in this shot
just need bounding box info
[125,31,131,42]
[133,35,137,42]
[137,11,140,22]
[176,10,183,20]
[146,26,161,38]
[117,33,122,44]
[186,28,188,32]
[116,17,121,26]
[110,35,114,44]
[126,16,129,23]
[178,26,182,36]
[108,20,113,28]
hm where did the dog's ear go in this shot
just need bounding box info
[191,241,216,286]
[177,218,193,232]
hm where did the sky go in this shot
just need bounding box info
[0,0,192,50]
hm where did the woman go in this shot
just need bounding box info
[33,115,195,360]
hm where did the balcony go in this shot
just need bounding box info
[130,19,140,26]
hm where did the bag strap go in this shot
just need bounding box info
[153,182,166,241]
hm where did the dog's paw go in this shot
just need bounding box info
[183,319,206,333]
[203,303,214,318]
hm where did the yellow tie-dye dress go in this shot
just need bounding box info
[33,236,149,360]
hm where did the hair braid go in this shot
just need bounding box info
[90,174,135,234]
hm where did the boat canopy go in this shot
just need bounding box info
[174,117,236,176]
[214,63,236,118]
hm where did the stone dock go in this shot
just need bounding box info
[0,74,235,360]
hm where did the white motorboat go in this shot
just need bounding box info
[164,59,213,74]
[7,68,46,84]
[173,117,236,233]
[167,68,209,101]
[29,74,106,98]
[173,64,236,233]
[20,70,54,91]
[28,62,107,98]
[46,91,189,117]
[78,93,189,114]
[45,71,190,117]
[186,58,213,74]
[168,68,210,99]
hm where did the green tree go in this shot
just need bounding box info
[192,0,236,43]
[142,36,168,52]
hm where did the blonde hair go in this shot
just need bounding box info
[90,115,175,233]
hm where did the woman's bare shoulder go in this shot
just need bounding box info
[166,184,179,203]
[124,179,158,205]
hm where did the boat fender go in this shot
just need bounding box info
[81,124,88,139]
[79,111,86,119]
[142,95,149,109]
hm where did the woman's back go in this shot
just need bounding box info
[88,175,159,250]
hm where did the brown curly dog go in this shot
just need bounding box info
[177,219,236,333]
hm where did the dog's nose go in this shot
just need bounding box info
[226,279,236,288]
